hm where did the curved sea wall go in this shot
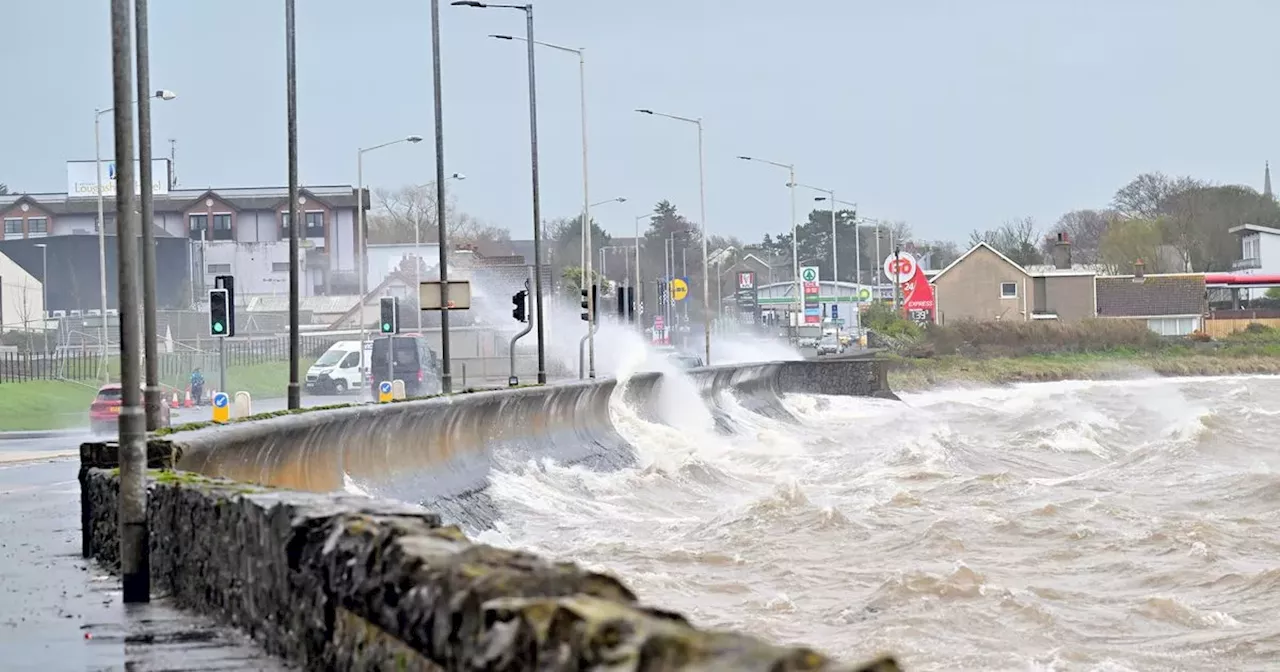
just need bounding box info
[80,357,901,671]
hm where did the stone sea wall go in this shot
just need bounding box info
[83,469,900,671]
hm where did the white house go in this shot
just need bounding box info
[1228,224,1280,299]
[0,249,45,332]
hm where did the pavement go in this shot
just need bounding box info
[0,457,291,670]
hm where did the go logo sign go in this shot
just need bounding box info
[882,252,918,286]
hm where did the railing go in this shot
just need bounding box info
[1231,257,1263,270]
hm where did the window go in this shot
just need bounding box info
[207,263,232,274]
[339,352,361,368]
[1000,282,1018,298]
[1243,234,1261,261]
[188,214,208,240]
[279,212,296,239]
[272,262,290,273]
[27,217,47,235]
[1147,316,1198,337]
[3,218,21,235]
[304,211,325,238]
[211,213,233,240]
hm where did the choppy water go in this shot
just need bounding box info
[471,374,1280,671]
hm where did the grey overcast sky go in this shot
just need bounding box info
[3,0,1276,244]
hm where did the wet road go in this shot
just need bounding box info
[0,457,290,669]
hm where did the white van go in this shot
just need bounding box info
[305,340,367,395]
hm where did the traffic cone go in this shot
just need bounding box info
[169,391,179,409]
[184,387,193,408]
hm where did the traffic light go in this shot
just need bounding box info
[591,284,599,321]
[580,287,590,321]
[379,296,399,334]
[616,287,626,318]
[511,289,528,323]
[214,274,236,336]
[209,289,229,336]
[626,286,636,323]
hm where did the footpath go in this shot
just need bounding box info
[0,458,290,670]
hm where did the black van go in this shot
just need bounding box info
[368,335,443,400]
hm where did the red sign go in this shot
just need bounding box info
[654,316,665,330]
[901,266,935,326]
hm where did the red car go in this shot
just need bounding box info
[89,384,171,435]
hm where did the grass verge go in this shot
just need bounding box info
[0,380,100,432]
[886,348,1280,392]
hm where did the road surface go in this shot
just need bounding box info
[0,457,290,669]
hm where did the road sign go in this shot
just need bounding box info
[800,266,819,283]
[378,380,393,403]
[800,266,821,324]
[669,277,689,302]
[883,252,918,285]
[654,315,665,329]
[831,304,839,319]
[211,392,230,423]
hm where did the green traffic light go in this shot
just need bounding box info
[213,322,224,333]
[382,323,391,332]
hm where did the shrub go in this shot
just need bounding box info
[922,318,1162,357]
[1188,330,1212,342]
[862,301,923,339]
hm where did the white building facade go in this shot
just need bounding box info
[0,249,44,332]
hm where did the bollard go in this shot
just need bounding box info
[377,380,393,403]
[391,379,406,400]
[211,391,230,423]
[232,391,252,419]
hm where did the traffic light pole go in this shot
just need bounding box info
[218,336,226,397]
[508,277,533,387]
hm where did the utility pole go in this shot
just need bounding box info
[110,0,148,603]
[285,0,300,409]
[135,0,162,430]
[430,0,454,393]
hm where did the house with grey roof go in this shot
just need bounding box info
[1094,262,1207,336]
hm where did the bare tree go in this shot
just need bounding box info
[1111,172,1205,220]
[368,183,510,247]
[969,216,1044,267]
[13,275,35,333]
[1041,209,1115,264]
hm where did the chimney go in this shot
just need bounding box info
[1051,232,1071,270]
[1133,258,1146,282]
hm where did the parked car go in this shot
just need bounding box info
[816,334,842,356]
[367,335,443,400]
[89,383,171,435]
[667,352,705,369]
[306,340,366,395]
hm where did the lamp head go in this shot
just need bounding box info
[406,135,424,143]
[635,109,654,115]
[154,90,177,101]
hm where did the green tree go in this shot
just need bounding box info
[641,200,699,281]
[1098,218,1166,274]
[560,265,608,295]
[1157,184,1280,271]
[545,215,612,276]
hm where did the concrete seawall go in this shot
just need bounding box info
[80,357,901,671]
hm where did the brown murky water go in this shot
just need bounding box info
[475,374,1280,671]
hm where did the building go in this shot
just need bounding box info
[0,175,363,305]
[931,238,1096,323]
[1228,223,1280,299]
[0,248,44,332]
[1095,263,1207,336]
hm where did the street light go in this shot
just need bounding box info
[454,0,547,384]
[632,213,645,322]
[34,243,48,354]
[737,155,797,329]
[356,135,423,380]
[94,88,175,379]
[635,108,711,365]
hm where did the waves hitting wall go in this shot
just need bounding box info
[163,358,892,526]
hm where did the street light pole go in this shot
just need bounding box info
[35,244,48,353]
[635,109,711,365]
[737,155,798,327]
[135,0,163,430]
[285,0,300,409]
[429,0,454,393]
[357,136,423,380]
[109,0,147,603]
[633,213,644,323]
[455,1,545,383]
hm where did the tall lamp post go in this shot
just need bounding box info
[635,108,711,365]
[633,213,645,321]
[356,135,422,382]
[489,34,605,377]
[453,0,546,383]
[34,244,48,354]
[94,89,175,381]
[737,155,797,328]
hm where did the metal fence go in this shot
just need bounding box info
[0,334,343,385]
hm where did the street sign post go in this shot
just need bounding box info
[211,392,230,423]
[800,266,820,325]
[378,380,393,403]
